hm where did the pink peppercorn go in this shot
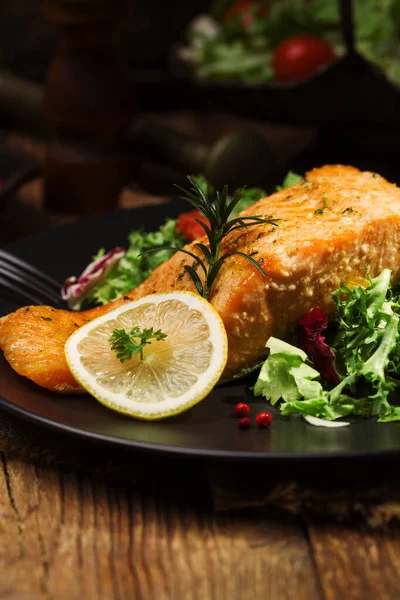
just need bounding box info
[255,412,273,428]
[238,417,251,429]
[235,402,250,417]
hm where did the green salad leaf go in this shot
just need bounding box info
[253,269,400,423]
[259,0,341,48]
[183,0,400,87]
[353,0,400,86]
[231,186,268,215]
[253,337,324,404]
[275,170,302,191]
[82,219,187,307]
[182,0,343,83]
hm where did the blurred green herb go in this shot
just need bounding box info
[275,170,302,191]
[184,0,400,87]
[182,0,343,83]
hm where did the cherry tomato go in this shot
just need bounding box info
[175,209,209,242]
[224,1,268,28]
[272,35,336,83]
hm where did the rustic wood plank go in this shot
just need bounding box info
[0,454,323,600]
[206,512,324,600]
[0,452,46,599]
[309,521,400,600]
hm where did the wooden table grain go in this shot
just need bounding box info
[0,118,400,600]
[1,450,400,600]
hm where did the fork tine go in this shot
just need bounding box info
[0,249,64,306]
[0,275,54,306]
[0,249,61,294]
[0,260,61,305]
[0,267,62,305]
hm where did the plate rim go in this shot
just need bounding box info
[0,395,399,462]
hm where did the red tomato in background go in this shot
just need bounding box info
[272,35,336,83]
[224,1,268,28]
[176,209,210,242]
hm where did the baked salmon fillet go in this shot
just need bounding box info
[2,164,400,393]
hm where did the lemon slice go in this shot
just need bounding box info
[65,291,228,420]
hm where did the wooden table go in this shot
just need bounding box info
[1,117,400,600]
[1,439,400,599]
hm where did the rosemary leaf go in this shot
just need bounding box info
[207,256,227,289]
[220,251,270,279]
[195,242,212,263]
[196,220,217,255]
[184,266,204,296]
[174,248,208,277]
[222,187,246,222]
[226,216,280,234]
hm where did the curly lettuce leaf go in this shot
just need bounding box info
[253,269,400,423]
[331,268,400,421]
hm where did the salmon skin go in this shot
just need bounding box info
[2,164,400,393]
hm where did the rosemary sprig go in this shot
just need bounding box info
[173,176,280,299]
[109,326,167,362]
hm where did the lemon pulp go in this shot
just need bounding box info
[65,292,228,420]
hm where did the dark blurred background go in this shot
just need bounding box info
[0,0,206,83]
[0,0,399,243]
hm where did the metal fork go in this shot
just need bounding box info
[0,248,64,306]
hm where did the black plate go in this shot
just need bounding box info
[1,201,400,461]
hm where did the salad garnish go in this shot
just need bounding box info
[61,247,125,311]
[63,219,187,310]
[179,0,400,88]
[179,0,342,83]
[109,326,167,362]
[253,269,400,424]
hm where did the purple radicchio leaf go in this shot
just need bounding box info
[61,247,125,310]
[297,307,340,386]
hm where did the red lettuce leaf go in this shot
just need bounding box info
[297,307,340,386]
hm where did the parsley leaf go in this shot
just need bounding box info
[110,327,167,362]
